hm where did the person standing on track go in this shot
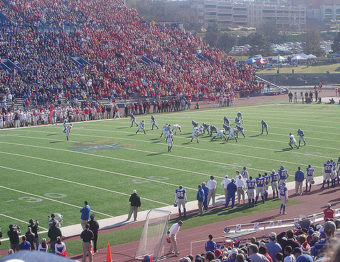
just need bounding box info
[221,175,231,205]
[88,214,99,254]
[80,223,94,262]
[167,221,183,257]
[207,176,217,207]
[126,190,141,222]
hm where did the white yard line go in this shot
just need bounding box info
[0,165,170,206]
[0,151,183,205]
[0,185,113,218]
[0,213,48,231]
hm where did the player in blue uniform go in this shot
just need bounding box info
[175,186,187,217]
[337,157,340,185]
[151,115,158,130]
[130,113,137,127]
[331,160,337,187]
[322,160,332,189]
[255,174,265,204]
[223,116,229,125]
[305,165,314,192]
[192,120,198,128]
[65,124,72,141]
[209,125,217,136]
[237,111,243,124]
[236,124,245,138]
[223,124,230,133]
[297,129,306,148]
[202,123,210,135]
[271,170,279,199]
[278,166,289,185]
[235,116,241,126]
[261,120,268,135]
[246,177,256,207]
[279,182,288,215]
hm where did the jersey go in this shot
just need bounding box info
[203,123,210,129]
[224,117,229,124]
[130,113,135,120]
[246,179,256,190]
[264,175,271,185]
[229,129,236,137]
[306,168,314,177]
[279,186,288,197]
[237,112,242,118]
[151,116,155,122]
[66,125,72,134]
[63,119,67,127]
[236,124,243,131]
[223,124,230,131]
[192,120,198,127]
[289,135,296,143]
[298,129,304,137]
[256,177,265,188]
[261,120,267,127]
[175,189,186,200]
[271,173,279,182]
[138,122,144,129]
[279,169,288,181]
[192,127,199,136]
[173,124,181,130]
[210,125,217,132]
[324,163,333,174]
[167,133,173,143]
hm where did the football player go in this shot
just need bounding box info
[297,129,306,148]
[65,124,72,141]
[289,132,298,149]
[136,120,146,134]
[237,111,243,124]
[192,120,198,128]
[236,124,245,138]
[321,160,332,189]
[246,176,256,207]
[278,166,289,185]
[191,126,199,143]
[151,115,158,130]
[211,129,227,142]
[226,128,238,142]
[172,124,181,135]
[167,130,174,152]
[255,174,265,204]
[209,125,217,137]
[202,123,210,135]
[271,170,279,199]
[62,119,67,133]
[223,116,229,125]
[174,185,186,217]
[279,182,288,215]
[305,165,314,192]
[261,120,268,135]
[130,112,137,127]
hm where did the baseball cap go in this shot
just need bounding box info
[133,190,137,193]
[179,257,191,262]
[324,221,336,235]
[269,232,277,239]
[231,248,238,255]
[225,175,229,178]
[214,249,222,258]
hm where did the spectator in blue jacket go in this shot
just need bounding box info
[295,167,305,196]
[201,182,209,211]
[311,221,336,259]
[265,232,282,262]
[197,185,205,216]
[80,201,91,230]
[226,179,237,208]
[205,234,217,253]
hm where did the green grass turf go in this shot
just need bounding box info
[0,102,339,252]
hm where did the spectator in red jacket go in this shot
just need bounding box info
[323,203,335,221]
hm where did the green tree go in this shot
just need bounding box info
[304,27,323,56]
[332,32,340,53]
[204,23,219,47]
[247,32,272,56]
[217,33,237,53]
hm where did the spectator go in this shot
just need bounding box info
[48,221,62,254]
[292,248,313,262]
[38,238,49,252]
[286,230,300,249]
[323,203,335,221]
[7,225,21,252]
[206,251,215,261]
[205,235,216,253]
[275,253,284,262]
[294,167,304,195]
[311,221,336,258]
[283,246,295,262]
[248,244,270,262]
[88,214,99,254]
[127,190,141,221]
[25,227,36,251]
[18,235,31,251]
[48,214,61,228]
[236,254,245,262]
[259,245,273,262]
[55,236,67,257]
[80,223,94,262]
[80,201,91,230]
[266,232,282,262]
[28,219,39,250]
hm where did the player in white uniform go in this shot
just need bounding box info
[167,131,174,152]
[211,129,227,141]
[226,128,238,142]
[65,124,72,141]
[160,124,170,139]
[136,120,146,134]
[172,124,181,135]
[191,127,199,143]
[288,133,297,149]
[63,119,67,133]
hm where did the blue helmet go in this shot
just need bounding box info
[280,166,284,170]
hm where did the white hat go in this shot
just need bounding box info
[269,232,277,239]
[133,190,137,193]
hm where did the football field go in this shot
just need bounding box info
[0,102,339,234]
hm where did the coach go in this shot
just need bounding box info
[295,167,305,196]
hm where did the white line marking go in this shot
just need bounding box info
[0,165,169,206]
[0,213,48,230]
[0,185,113,218]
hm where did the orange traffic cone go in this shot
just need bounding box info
[106,242,112,262]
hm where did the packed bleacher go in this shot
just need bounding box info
[0,0,263,125]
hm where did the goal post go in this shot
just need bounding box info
[135,209,171,261]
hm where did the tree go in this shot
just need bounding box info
[247,32,272,56]
[204,23,219,47]
[216,33,237,53]
[332,32,340,53]
[257,22,280,44]
[304,27,323,56]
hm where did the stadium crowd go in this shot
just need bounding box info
[0,0,262,128]
[177,216,340,262]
